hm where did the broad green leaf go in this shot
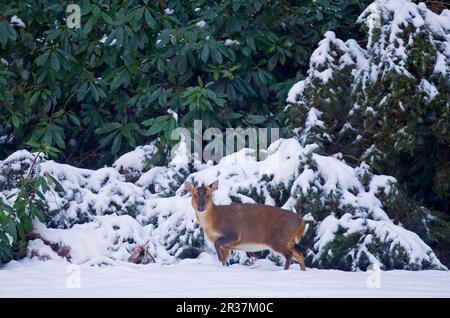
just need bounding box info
[95,122,122,135]
[45,172,65,193]
[50,53,60,72]
[144,9,156,28]
[11,114,20,128]
[69,114,81,126]
[30,90,41,105]
[246,114,266,124]
[111,133,123,154]
[201,44,209,63]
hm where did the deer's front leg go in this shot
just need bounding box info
[214,235,238,266]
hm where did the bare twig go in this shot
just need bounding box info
[26,151,42,178]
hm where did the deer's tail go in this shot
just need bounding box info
[294,218,306,244]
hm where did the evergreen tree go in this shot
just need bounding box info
[288,0,450,215]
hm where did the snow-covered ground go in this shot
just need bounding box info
[1,256,449,297]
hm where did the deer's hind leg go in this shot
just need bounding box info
[287,240,305,271]
[291,249,305,271]
[283,251,293,270]
[220,248,230,266]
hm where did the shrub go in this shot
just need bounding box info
[0,144,64,264]
[0,0,369,168]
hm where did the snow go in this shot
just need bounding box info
[291,168,315,195]
[310,32,340,65]
[0,134,13,144]
[5,233,13,245]
[196,20,206,28]
[167,108,178,122]
[32,215,149,265]
[307,32,348,84]
[37,159,146,224]
[224,39,240,46]
[99,35,116,46]
[313,154,362,194]
[286,0,450,108]
[360,0,449,42]
[419,79,439,101]
[434,52,448,75]
[10,15,26,28]
[286,80,305,104]
[0,149,33,164]
[164,8,174,15]
[286,30,371,105]
[369,175,396,195]
[306,108,325,129]
[1,259,449,297]
[357,0,450,77]
[112,144,157,175]
[314,214,339,252]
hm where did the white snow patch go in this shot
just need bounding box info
[196,20,206,28]
[167,108,178,122]
[113,144,157,175]
[99,35,117,46]
[10,15,26,28]
[164,8,174,15]
[224,39,240,46]
[419,79,439,101]
[286,81,305,104]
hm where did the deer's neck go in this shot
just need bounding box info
[196,204,222,241]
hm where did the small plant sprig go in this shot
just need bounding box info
[0,143,64,264]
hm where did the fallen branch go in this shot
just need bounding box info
[128,240,155,264]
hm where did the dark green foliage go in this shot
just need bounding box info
[357,251,371,271]
[312,227,361,271]
[266,182,291,207]
[236,186,266,204]
[291,174,341,221]
[229,195,243,204]
[381,187,430,237]
[366,239,410,270]
[0,0,368,168]
[177,246,201,259]
[425,211,450,267]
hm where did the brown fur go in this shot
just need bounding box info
[186,181,306,270]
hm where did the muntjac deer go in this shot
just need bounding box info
[185,180,306,270]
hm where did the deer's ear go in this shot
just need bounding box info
[209,180,219,191]
[185,181,194,193]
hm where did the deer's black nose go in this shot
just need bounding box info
[197,186,207,212]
